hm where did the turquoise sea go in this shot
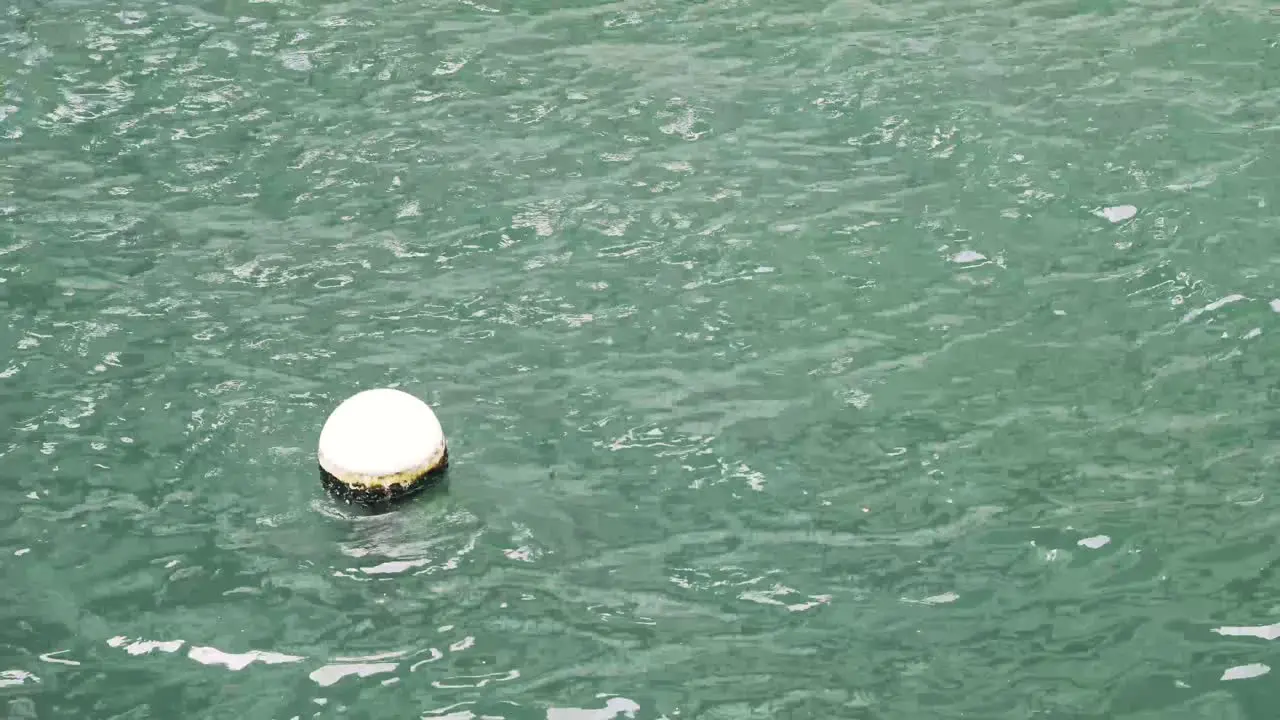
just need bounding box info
[2,0,1279,717]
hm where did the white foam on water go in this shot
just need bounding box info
[187,646,305,671]
[1213,624,1280,641]
[38,650,80,666]
[1180,294,1246,324]
[1222,663,1269,681]
[547,697,641,720]
[949,250,986,264]
[309,663,398,687]
[1077,535,1111,549]
[107,636,184,656]
[1098,205,1137,222]
[0,670,38,688]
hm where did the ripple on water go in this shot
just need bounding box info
[3,0,1280,716]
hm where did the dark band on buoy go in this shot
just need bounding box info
[320,446,450,507]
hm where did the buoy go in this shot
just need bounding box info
[317,388,449,505]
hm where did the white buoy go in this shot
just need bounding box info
[317,388,449,505]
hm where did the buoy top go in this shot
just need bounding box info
[318,388,446,488]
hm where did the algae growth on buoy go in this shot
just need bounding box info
[317,388,449,506]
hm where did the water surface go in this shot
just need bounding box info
[2,0,1279,717]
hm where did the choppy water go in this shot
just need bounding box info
[3,0,1279,717]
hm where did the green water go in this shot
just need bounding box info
[3,0,1279,716]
